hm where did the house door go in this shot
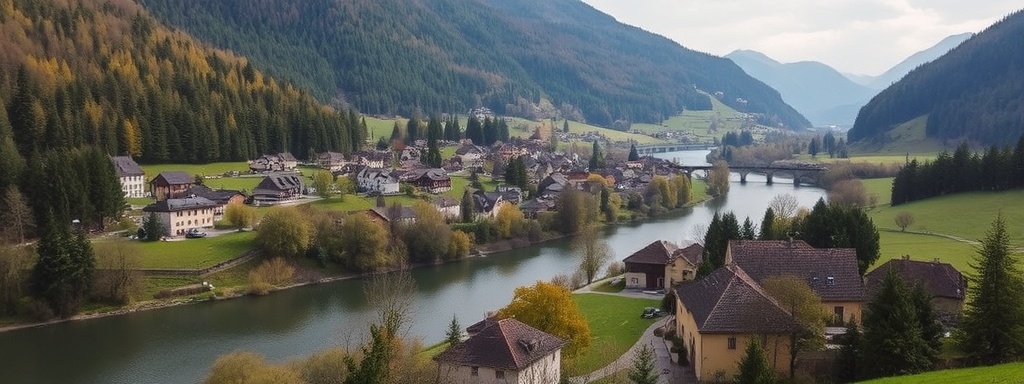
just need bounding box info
[656,277,664,289]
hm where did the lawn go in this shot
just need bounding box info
[132,231,256,269]
[201,176,264,192]
[305,195,375,212]
[139,162,250,178]
[631,95,750,141]
[847,115,949,156]
[591,279,625,293]
[872,230,978,273]
[857,361,1024,384]
[868,189,1024,246]
[567,293,661,375]
[862,177,894,206]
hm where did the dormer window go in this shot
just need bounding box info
[827,276,835,286]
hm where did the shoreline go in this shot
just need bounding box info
[0,199,707,334]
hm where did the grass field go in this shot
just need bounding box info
[567,293,661,375]
[632,96,750,141]
[132,231,256,269]
[847,116,950,156]
[862,177,894,206]
[140,162,250,178]
[858,361,1024,384]
[365,115,665,145]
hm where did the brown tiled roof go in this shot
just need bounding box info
[728,240,865,302]
[865,258,966,301]
[622,240,678,265]
[675,265,802,334]
[434,318,565,371]
[673,243,704,267]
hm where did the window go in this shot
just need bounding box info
[470,366,478,376]
[630,278,638,284]
[495,370,504,379]
[728,337,737,350]
[834,306,845,323]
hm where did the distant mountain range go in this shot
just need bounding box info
[850,11,1024,146]
[138,0,810,130]
[726,33,973,128]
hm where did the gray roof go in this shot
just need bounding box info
[434,318,565,371]
[153,171,193,185]
[142,196,219,212]
[254,173,303,192]
[110,156,144,177]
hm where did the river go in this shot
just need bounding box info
[0,150,827,384]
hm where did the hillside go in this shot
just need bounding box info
[137,0,810,130]
[0,0,364,165]
[850,11,1024,146]
[726,50,876,127]
[851,33,973,90]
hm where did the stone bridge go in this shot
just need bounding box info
[669,163,828,186]
[634,143,715,154]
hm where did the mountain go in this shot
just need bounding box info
[849,11,1024,146]
[852,33,974,90]
[0,0,365,166]
[726,50,876,127]
[137,0,810,130]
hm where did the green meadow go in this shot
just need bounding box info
[568,293,661,375]
[858,361,1024,384]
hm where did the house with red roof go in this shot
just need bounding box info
[434,318,565,384]
[866,256,966,326]
[623,240,704,290]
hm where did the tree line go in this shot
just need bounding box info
[891,138,1024,205]
[1,0,366,166]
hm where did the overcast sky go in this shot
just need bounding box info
[580,0,1021,75]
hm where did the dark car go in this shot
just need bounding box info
[641,307,661,319]
[185,228,208,238]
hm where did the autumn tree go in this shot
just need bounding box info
[628,344,658,384]
[204,352,302,384]
[312,170,335,199]
[0,244,33,315]
[894,212,914,232]
[957,214,1024,365]
[554,188,596,235]
[495,202,525,239]
[330,212,392,272]
[404,202,455,263]
[248,257,295,295]
[828,179,868,208]
[706,160,731,197]
[574,226,612,285]
[255,206,312,258]
[91,240,144,305]
[497,281,591,359]
[1,187,35,243]
[223,203,256,231]
[762,275,826,378]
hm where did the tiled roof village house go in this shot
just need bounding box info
[866,257,966,327]
[248,153,298,173]
[403,168,452,194]
[435,318,565,384]
[184,185,247,219]
[141,196,218,237]
[356,167,400,195]
[109,155,146,198]
[675,265,803,381]
[316,151,347,171]
[150,171,194,201]
[622,241,704,290]
[251,173,303,205]
[725,240,866,324]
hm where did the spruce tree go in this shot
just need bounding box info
[562,119,569,133]
[588,141,605,170]
[734,339,774,384]
[910,283,943,366]
[31,220,95,318]
[389,121,402,144]
[759,207,776,240]
[445,314,462,347]
[628,344,658,384]
[741,217,756,240]
[465,116,483,145]
[628,143,639,161]
[835,317,861,383]
[405,116,419,144]
[460,190,474,223]
[958,214,1024,365]
[860,269,931,379]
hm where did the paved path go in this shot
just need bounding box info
[570,279,696,383]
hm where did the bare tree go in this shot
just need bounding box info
[895,212,914,232]
[91,240,145,305]
[828,179,868,207]
[574,226,612,285]
[769,193,800,220]
[1,188,35,244]
[365,270,417,337]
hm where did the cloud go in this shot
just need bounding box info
[581,0,1020,74]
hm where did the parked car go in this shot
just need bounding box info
[185,228,207,239]
[641,307,662,319]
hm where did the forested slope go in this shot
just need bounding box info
[138,0,809,130]
[0,0,365,167]
[850,10,1024,146]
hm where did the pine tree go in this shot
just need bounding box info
[445,314,462,347]
[389,121,402,144]
[588,141,605,170]
[860,269,931,378]
[741,217,756,240]
[958,214,1024,365]
[460,189,474,223]
[628,344,658,384]
[405,116,419,144]
[734,339,774,384]
[910,283,943,366]
[628,143,639,161]
[759,207,776,240]
[31,220,95,318]
[465,116,483,145]
[563,119,570,133]
[482,117,496,146]
[835,317,861,383]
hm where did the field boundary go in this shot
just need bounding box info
[140,249,262,276]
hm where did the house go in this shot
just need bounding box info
[865,257,966,326]
[623,240,702,290]
[675,265,802,381]
[518,198,555,219]
[404,168,452,194]
[366,206,417,224]
[316,152,347,171]
[277,152,298,170]
[184,185,246,218]
[455,144,487,166]
[248,153,298,173]
[472,191,504,219]
[141,196,219,237]
[726,240,866,324]
[150,171,194,201]
[251,173,303,204]
[435,318,565,384]
[538,173,570,198]
[356,167,400,195]
[109,155,146,198]
[400,147,421,162]
[432,197,460,220]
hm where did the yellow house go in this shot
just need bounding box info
[434,318,565,384]
[141,196,218,237]
[623,241,704,290]
[725,240,866,324]
[675,265,802,381]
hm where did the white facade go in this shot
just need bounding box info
[160,208,215,237]
[357,168,400,195]
[120,175,146,198]
[437,349,561,384]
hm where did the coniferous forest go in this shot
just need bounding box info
[137,0,810,130]
[850,9,1024,146]
[0,0,366,168]
[890,138,1024,205]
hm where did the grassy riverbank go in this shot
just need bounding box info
[567,293,661,375]
[858,361,1024,384]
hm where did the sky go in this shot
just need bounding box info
[580,0,1022,76]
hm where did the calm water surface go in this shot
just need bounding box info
[0,150,826,383]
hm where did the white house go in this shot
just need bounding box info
[110,155,146,198]
[356,167,400,195]
[435,318,565,384]
[141,196,218,237]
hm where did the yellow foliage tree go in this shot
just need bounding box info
[494,202,525,239]
[204,351,302,384]
[120,118,142,157]
[497,281,591,359]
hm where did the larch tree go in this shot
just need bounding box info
[497,281,591,359]
[1,187,35,243]
[223,203,256,231]
[762,275,826,378]
[957,214,1024,365]
[311,170,335,199]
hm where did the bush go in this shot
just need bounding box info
[248,258,295,295]
[605,261,625,278]
[653,328,665,338]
